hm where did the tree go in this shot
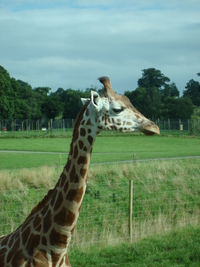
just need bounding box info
[42,94,64,119]
[162,97,194,119]
[125,86,162,118]
[32,87,51,119]
[0,66,14,119]
[132,68,168,118]
[13,98,31,119]
[189,107,200,135]
[125,88,150,117]
[183,79,200,106]
[62,89,82,119]
[161,82,179,100]
[138,68,170,92]
[11,78,32,119]
[16,79,32,99]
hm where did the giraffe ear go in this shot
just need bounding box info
[81,98,90,105]
[91,91,103,111]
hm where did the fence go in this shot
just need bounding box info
[0,118,200,137]
[1,175,199,248]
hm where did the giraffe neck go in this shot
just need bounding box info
[0,103,99,266]
[44,103,98,251]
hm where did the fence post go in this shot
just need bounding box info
[51,119,53,136]
[168,118,170,133]
[129,180,133,242]
[63,119,65,134]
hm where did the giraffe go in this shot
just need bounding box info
[0,76,159,266]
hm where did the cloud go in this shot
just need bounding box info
[0,0,200,94]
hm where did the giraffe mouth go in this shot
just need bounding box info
[141,124,160,135]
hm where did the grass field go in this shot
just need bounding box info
[0,134,200,169]
[0,134,200,266]
[69,226,200,266]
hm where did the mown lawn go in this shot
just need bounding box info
[0,135,200,169]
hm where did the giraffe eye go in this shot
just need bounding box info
[113,107,124,114]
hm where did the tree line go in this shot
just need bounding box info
[0,65,199,120]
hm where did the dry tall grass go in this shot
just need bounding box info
[0,165,61,190]
[0,159,200,247]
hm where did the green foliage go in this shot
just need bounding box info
[42,93,64,119]
[183,79,200,106]
[161,82,180,100]
[0,65,199,120]
[62,89,83,119]
[0,66,14,119]
[0,161,200,266]
[138,68,170,91]
[69,226,200,266]
[189,107,200,135]
[125,68,196,119]
[163,97,194,119]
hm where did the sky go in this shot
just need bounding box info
[0,0,200,95]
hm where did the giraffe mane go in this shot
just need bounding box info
[71,100,90,146]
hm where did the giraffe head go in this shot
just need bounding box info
[82,76,160,135]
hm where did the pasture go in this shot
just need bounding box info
[0,134,200,266]
[0,134,200,169]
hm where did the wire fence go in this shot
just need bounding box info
[1,175,199,248]
[0,118,200,137]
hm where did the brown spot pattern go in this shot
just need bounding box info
[43,210,52,233]
[86,108,89,116]
[22,227,31,246]
[78,156,88,165]
[80,168,87,178]
[54,207,75,227]
[11,249,26,266]
[33,214,42,232]
[86,118,92,125]
[87,135,93,146]
[73,145,78,159]
[74,173,79,183]
[0,248,6,265]
[42,236,47,246]
[69,165,76,182]
[26,234,40,255]
[51,250,61,267]
[80,128,86,136]
[34,250,48,264]
[54,191,63,211]
[66,159,71,172]
[60,172,66,187]
[78,140,84,149]
[64,181,69,193]
[49,228,68,248]
[66,186,83,203]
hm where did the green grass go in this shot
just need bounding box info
[68,226,200,266]
[1,159,200,237]
[0,160,200,266]
[0,135,200,169]
[0,135,200,266]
